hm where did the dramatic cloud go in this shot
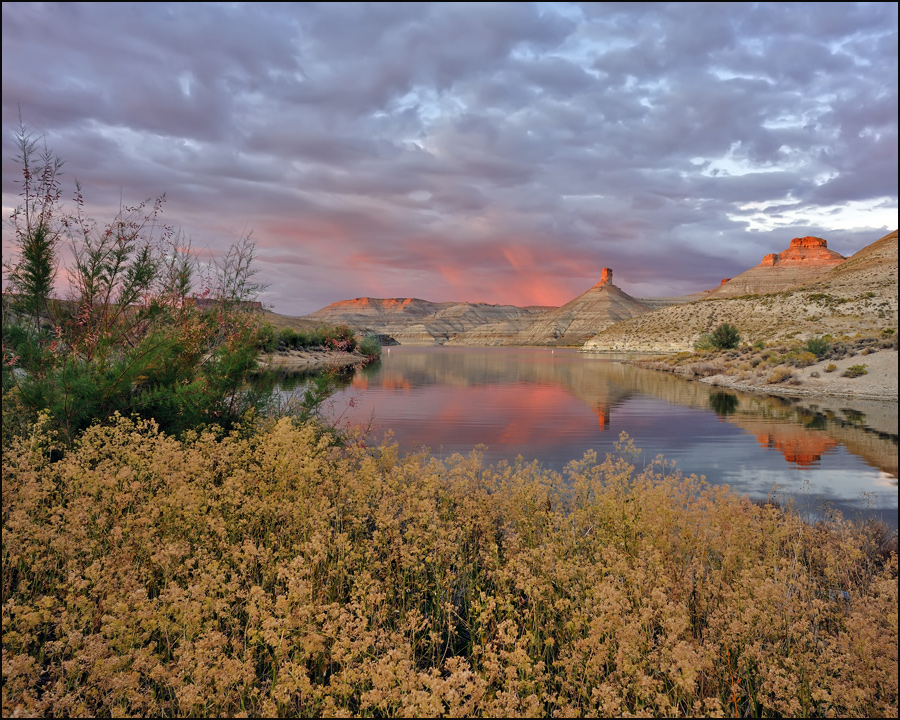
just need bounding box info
[3,2,897,313]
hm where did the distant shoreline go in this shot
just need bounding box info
[257,348,374,372]
[258,343,898,404]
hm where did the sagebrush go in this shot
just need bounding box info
[3,417,896,717]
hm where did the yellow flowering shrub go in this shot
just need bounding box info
[3,417,897,717]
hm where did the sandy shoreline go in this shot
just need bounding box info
[697,348,898,402]
[257,348,374,372]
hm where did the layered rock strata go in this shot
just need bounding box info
[297,231,895,352]
[304,297,552,345]
[582,231,896,353]
[449,269,656,346]
[711,236,846,297]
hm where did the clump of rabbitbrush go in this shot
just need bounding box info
[3,416,896,718]
[2,124,272,445]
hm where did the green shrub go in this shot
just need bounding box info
[789,351,818,368]
[2,124,273,445]
[256,323,278,352]
[358,333,382,358]
[842,364,868,378]
[710,322,741,350]
[767,366,793,384]
[322,324,357,352]
[805,336,831,357]
[277,327,298,349]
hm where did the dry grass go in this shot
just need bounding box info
[766,366,794,384]
[3,416,897,717]
[633,333,897,388]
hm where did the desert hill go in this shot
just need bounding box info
[810,229,897,294]
[304,297,454,326]
[448,268,654,346]
[304,296,552,345]
[293,231,897,350]
[582,231,898,353]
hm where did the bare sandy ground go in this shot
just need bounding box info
[256,349,372,372]
[700,349,898,402]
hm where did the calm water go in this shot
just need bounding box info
[285,346,898,527]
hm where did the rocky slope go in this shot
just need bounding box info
[292,231,897,351]
[448,268,654,346]
[582,231,898,353]
[303,297,453,327]
[710,236,846,297]
[304,297,552,345]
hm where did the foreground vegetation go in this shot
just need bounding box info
[2,122,377,447]
[3,415,897,718]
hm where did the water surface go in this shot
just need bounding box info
[293,346,898,526]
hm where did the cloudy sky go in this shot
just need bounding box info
[2,2,897,314]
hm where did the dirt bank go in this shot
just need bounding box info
[699,348,898,402]
[257,348,374,372]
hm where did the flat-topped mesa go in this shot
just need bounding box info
[712,235,847,297]
[790,236,828,250]
[767,237,845,266]
[593,268,613,287]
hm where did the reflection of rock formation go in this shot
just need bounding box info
[786,398,899,480]
[596,405,610,430]
[353,348,899,480]
[755,430,840,468]
[712,396,897,478]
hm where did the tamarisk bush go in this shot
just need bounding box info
[2,124,271,444]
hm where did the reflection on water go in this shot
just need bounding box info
[279,346,898,526]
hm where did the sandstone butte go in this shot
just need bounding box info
[450,268,656,347]
[708,236,847,297]
[298,230,897,351]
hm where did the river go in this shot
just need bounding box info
[279,346,898,527]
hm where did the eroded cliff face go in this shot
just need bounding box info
[304,297,452,326]
[297,232,895,351]
[448,270,655,347]
[509,282,652,346]
[304,298,554,345]
[712,236,846,297]
[300,271,647,347]
[582,231,897,353]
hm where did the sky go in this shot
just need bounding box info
[2,2,897,315]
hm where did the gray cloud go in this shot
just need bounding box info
[3,2,896,313]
